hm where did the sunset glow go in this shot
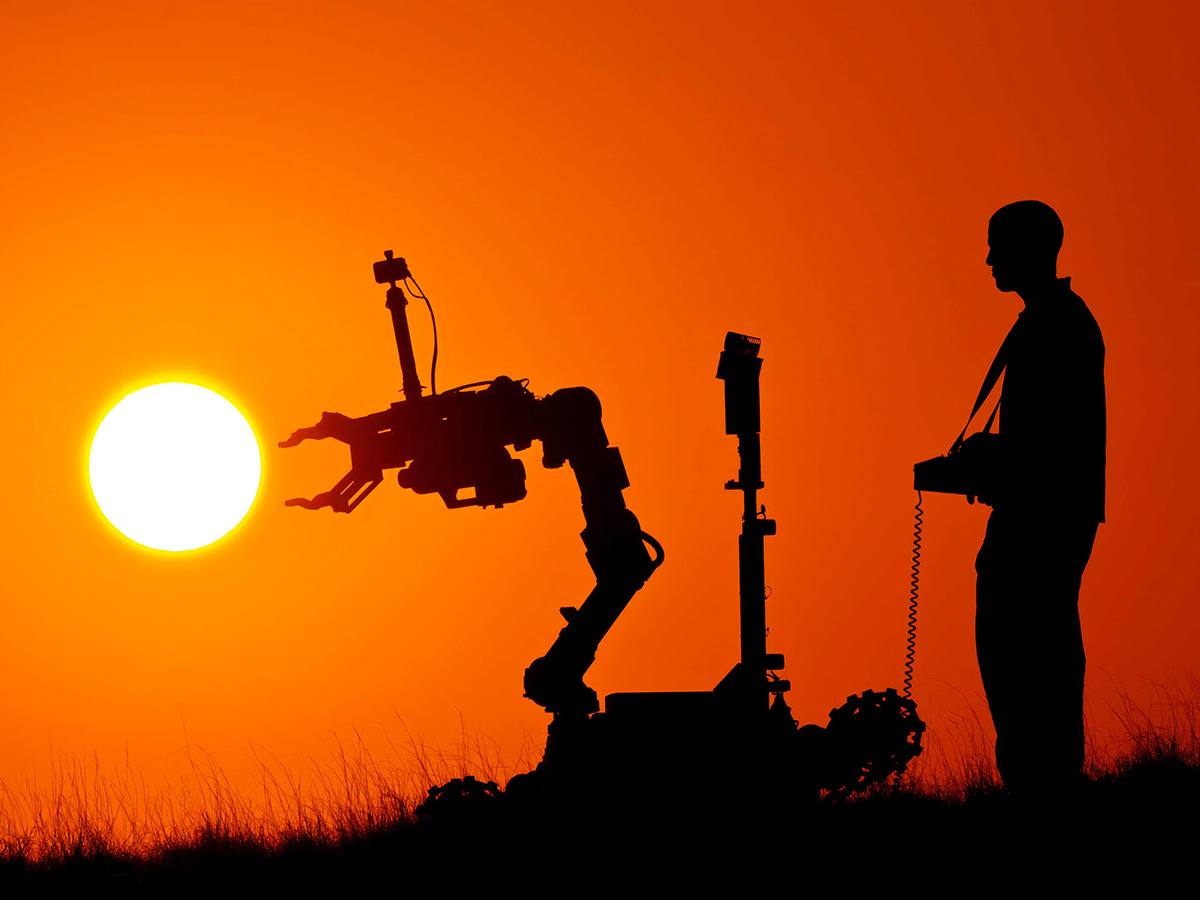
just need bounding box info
[2,0,1198,834]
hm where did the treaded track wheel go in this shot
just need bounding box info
[820,687,925,799]
[416,775,503,821]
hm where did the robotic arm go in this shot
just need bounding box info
[280,375,536,512]
[520,386,663,716]
[280,254,663,719]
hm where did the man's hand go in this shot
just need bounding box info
[961,432,1002,507]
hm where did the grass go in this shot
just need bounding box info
[2,685,1197,890]
[0,715,537,890]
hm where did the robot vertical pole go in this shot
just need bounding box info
[717,332,776,709]
[737,431,767,675]
[385,282,424,401]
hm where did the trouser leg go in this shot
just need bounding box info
[975,510,1096,793]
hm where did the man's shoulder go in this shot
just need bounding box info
[1064,290,1104,346]
[1051,281,1104,349]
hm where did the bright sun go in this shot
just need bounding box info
[89,383,261,552]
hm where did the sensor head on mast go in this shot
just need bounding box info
[716,331,762,435]
[373,250,412,285]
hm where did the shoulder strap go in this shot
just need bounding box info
[951,320,1018,452]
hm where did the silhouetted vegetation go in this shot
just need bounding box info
[2,686,1196,891]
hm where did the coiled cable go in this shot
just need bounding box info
[903,491,922,700]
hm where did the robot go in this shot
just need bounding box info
[281,252,924,805]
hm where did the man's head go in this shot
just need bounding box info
[986,200,1063,293]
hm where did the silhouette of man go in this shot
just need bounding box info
[973,200,1105,796]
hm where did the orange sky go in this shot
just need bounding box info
[2,0,1198,809]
